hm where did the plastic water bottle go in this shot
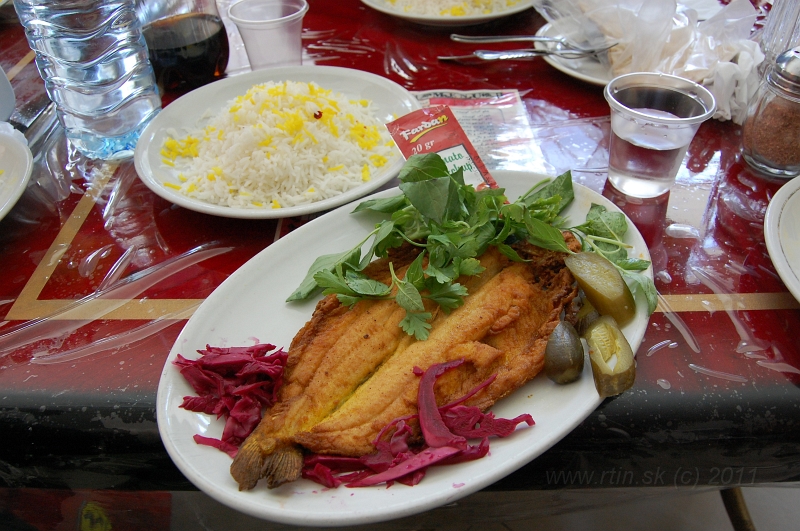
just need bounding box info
[14,0,161,160]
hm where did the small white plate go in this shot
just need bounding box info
[535,23,612,86]
[0,133,34,222]
[134,65,421,219]
[0,66,14,122]
[156,170,652,526]
[361,0,533,27]
[765,177,800,303]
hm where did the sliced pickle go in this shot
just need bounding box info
[565,252,636,326]
[575,298,600,336]
[584,315,635,398]
[545,321,584,384]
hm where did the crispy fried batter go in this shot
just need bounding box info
[230,247,422,490]
[231,236,579,489]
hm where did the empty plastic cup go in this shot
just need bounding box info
[228,0,308,70]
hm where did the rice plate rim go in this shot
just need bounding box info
[359,0,533,27]
[134,65,421,219]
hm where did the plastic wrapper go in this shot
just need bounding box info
[533,0,764,123]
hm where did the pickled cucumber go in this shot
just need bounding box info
[565,252,636,326]
[584,315,635,397]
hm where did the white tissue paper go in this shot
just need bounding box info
[0,121,28,146]
[533,0,764,124]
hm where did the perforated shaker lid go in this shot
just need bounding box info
[769,46,800,96]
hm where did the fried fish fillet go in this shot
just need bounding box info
[231,236,579,490]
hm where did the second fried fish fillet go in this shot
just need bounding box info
[294,236,580,457]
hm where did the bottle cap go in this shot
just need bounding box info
[769,46,800,97]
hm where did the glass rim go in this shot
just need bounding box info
[604,72,717,126]
[228,0,308,27]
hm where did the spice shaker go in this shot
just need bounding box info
[741,47,800,178]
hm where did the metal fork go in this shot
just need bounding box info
[438,44,616,64]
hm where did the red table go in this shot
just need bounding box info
[0,1,797,528]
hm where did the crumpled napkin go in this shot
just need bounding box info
[0,121,27,145]
[533,0,764,124]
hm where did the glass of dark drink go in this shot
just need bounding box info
[138,0,230,93]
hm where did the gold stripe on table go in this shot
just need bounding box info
[7,293,799,323]
[5,50,36,81]
[4,157,798,321]
[656,293,799,313]
[5,163,118,320]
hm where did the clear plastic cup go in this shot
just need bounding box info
[227,0,308,70]
[604,72,716,198]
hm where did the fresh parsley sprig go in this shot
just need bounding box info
[287,153,657,339]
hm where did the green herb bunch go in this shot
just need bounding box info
[288,154,657,340]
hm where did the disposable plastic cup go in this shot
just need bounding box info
[604,72,716,198]
[228,0,308,70]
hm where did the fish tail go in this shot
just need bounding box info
[230,434,276,490]
[262,443,304,488]
[230,435,303,490]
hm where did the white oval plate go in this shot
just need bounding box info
[0,133,34,222]
[156,170,652,526]
[134,66,421,219]
[361,0,533,27]
[765,177,800,303]
[535,23,612,86]
[0,66,14,122]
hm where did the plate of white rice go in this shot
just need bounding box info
[134,66,421,219]
[360,0,533,26]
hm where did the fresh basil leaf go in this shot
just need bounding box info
[352,194,407,214]
[315,268,357,297]
[344,270,391,297]
[405,251,426,289]
[615,257,652,271]
[398,153,449,183]
[471,222,497,256]
[362,220,396,267]
[444,173,466,221]
[524,216,572,253]
[396,282,425,312]
[582,203,628,239]
[391,264,425,312]
[287,247,362,301]
[623,271,658,315]
[521,171,574,213]
[400,176,452,224]
[495,242,526,262]
[450,165,466,186]
[595,241,628,264]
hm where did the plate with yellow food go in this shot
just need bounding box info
[156,159,655,525]
[361,0,534,27]
[134,66,421,219]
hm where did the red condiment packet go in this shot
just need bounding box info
[386,105,497,189]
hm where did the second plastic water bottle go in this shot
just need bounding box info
[14,0,161,160]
